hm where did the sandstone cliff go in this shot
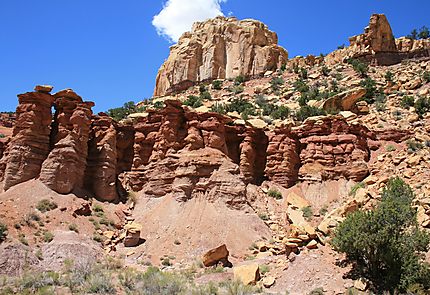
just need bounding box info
[154,16,288,96]
[325,14,430,65]
[0,89,385,204]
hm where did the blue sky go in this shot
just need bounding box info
[1,0,429,113]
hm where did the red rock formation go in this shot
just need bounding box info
[119,100,267,208]
[265,127,300,187]
[39,90,93,194]
[293,117,373,182]
[0,88,399,203]
[84,114,118,201]
[1,92,54,191]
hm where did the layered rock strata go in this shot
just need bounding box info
[0,91,54,191]
[0,89,409,204]
[39,90,94,194]
[154,16,288,96]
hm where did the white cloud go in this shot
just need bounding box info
[152,0,227,43]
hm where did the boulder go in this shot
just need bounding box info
[34,85,54,93]
[233,264,260,285]
[202,244,230,267]
[123,222,142,247]
[320,88,366,112]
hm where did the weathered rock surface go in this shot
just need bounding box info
[84,114,119,201]
[1,88,387,202]
[202,244,230,267]
[233,264,260,285]
[0,92,54,191]
[325,14,430,66]
[154,16,288,96]
[39,90,93,194]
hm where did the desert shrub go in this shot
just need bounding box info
[349,182,365,196]
[222,280,258,295]
[200,91,212,100]
[258,213,269,221]
[0,134,5,138]
[234,75,246,84]
[93,233,104,243]
[418,26,429,39]
[308,287,325,295]
[332,178,430,292]
[23,212,41,227]
[319,206,328,216]
[0,222,7,242]
[229,84,244,94]
[183,95,203,108]
[43,231,54,243]
[299,68,308,80]
[302,206,313,220]
[259,264,270,275]
[337,44,345,49]
[86,271,116,294]
[267,189,282,200]
[423,71,430,83]
[270,76,284,93]
[210,103,227,115]
[68,223,79,233]
[107,101,144,121]
[348,59,368,77]
[293,79,309,94]
[255,96,290,120]
[18,271,60,294]
[212,80,223,90]
[280,64,287,71]
[406,139,424,152]
[270,105,290,120]
[36,199,58,213]
[414,96,430,117]
[385,144,397,152]
[360,77,379,104]
[321,66,331,76]
[226,98,256,116]
[408,29,418,40]
[18,234,28,245]
[401,95,415,108]
[120,266,185,295]
[392,109,402,120]
[153,101,165,109]
[295,106,326,122]
[92,204,104,213]
[385,71,394,83]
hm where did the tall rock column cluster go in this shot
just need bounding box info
[39,90,93,194]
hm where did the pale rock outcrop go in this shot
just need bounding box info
[39,89,93,194]
[325,14,429,65]
[154,16,288,96]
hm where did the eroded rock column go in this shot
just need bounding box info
[39,90,93,194]
[1,91,54,191]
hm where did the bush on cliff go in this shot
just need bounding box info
[332,178,430,293]
[0,221,7,242]
[295,106,326,122]
[107,101,144,121]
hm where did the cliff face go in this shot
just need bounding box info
[0,89,382,204]
[154,16,288,96]
[325,14,430,65]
